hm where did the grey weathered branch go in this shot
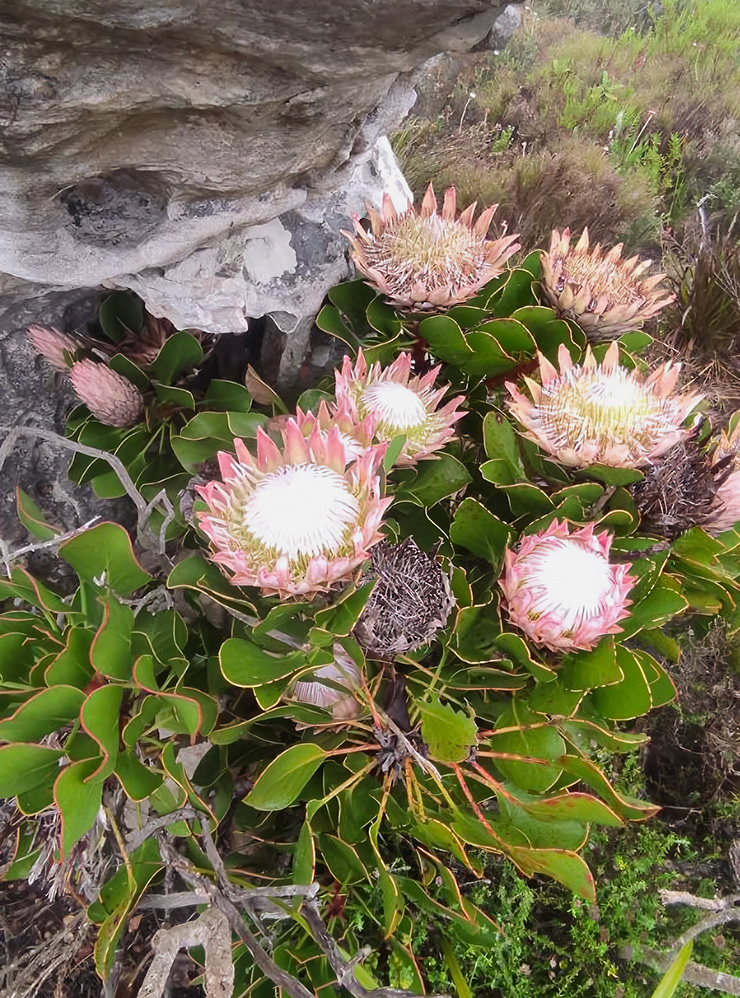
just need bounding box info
[0,515,100,575]
[660,889,740,911]
[618,944,740,996]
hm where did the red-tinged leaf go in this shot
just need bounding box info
[0,744,64,797]
[44,627,95,688]
[508,845,596,901]
[557,755,659,820]
[91,600,134,680]
[513,791,623,827]
[114,749,164,800]
[16,487,61,540]
[491,701,565,792]
[0,566,66,614]
[80,685,123,781]
[54,759,104,857]
[0,686,85,743]
[59,522,152,596]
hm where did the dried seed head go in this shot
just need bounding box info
[506,342,702,468]
[354,537,455,658]
[69,359,145,427]
[342,183,520,311]
[541,227,675,339]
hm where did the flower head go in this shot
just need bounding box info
[196,420,391,597]
[706,417,740,535]
[342,183,520,311]
[541,227,674,340]
[500,519,635,652]
[506,342,702,468]
[27,324,81,371]
[289,646,362,722]
[335,349,465,465]
[69,359,145,427]
[268,400,378,462]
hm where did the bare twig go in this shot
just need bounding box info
[125,807,197,851]
[660,889,740,911]
[675,907,740,949]
[0,516,100,575]
[136,908,233,998]
[618,944,740,995]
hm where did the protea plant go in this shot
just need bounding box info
[69,359,145,428]
[196,420,391,597]
[342,183,521,311]
[500,519,635,652]
[27,324,82,371]
[334,348,465,465]
[706,417,740,535]
[506,342,702,469]
[289,646,362,721]
[541,227,674,340]
[267,400,378,462]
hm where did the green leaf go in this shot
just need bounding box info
[0,744,64,796]
[512,790,623,827]
[561,637,622,691]
[219,636,306,686]
[44,627,95,688]
[494,632,556,683]
[81,685,123,781]
[313,581,375,636]
[91,600,135,680]
[15,487,61,540]
[383,433,407,472]
[450,497,512,571]
[54,759,104,857]
[59,522,151,596]
[114,749,164,800]
[293,819,316,885]
[98,291,143,343]
[557,754,659,820]
[203,379,253,413]
[0,686,85,742]
[149,331,204,384]
[108,352,151,390]
[651,940,693,998]
[418,315,474,366]
[245,743,328,810]
[582,464,644,486]
[491,702,565,792]
[393,452,471,506]
[450,602,503,664]
[588,647,653,720]
[171,410,266,471]
[622,582,688,639]
[508,844,596,901]
[418,696,478,763]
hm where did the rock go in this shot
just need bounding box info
[474,4,523,51]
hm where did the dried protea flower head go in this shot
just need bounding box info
[541,227,674,340]
[289,645,362,722]
[69,359,145,427]
[354,537,455,658]
[632,439,723,540]
[196,421,391,598]
[500,519,635,652]
[342,183,521,311]
[27,324,82,371]
[506,342,703,469]
[335,348,465,465]
[705,416,740,535]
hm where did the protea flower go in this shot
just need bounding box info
[196,420,391,597]
[289,646,362,721]
[706,417,740,535]
[541,227,674,340]
[27,324,82,371]
[506,342,702,469]
[342,183,521,311]
[267,400,378,462]
[354,537,455,657]
[500,519,635,652]
[69,359,145,428]
[335,349,465,465]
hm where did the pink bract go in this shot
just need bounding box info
[69,359,145,427]
[499,519,635,652]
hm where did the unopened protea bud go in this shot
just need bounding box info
[196,420,391,598]
[290,646,362,721]
[506,342,702,469]
[27,324,81,371]
[500,519,635,652]
[334,349,465,465]
[69,359,145,427]
[354,537,455,657]
[541,227,674,340]
[342,183,521,311]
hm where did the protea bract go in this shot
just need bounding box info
[706,417,740,535]
[541,227,674,340]
[335,349,465,465]
[290,646,362,721]
[27,324,82,371]
[69,359,145,428]
[197,420,391,597]
[342,183,520,311]
[500,519,635,652]
[506,342,702,469]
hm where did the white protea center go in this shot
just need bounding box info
[521,539,616,631]
[360,382,428,433]
[244,464,360,559]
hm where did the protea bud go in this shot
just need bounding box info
[541,227,674,340]
[27,324,81,371]
[196,421,391,598]
[342,183,521,311]
[354,537,455,657]
[290,646,362,721]
[334,349,465,465]
[69,359,145,427]
[500,519,635,652]
[506,342,702,469]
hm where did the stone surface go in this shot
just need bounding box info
[1,0,517,337]
[475,3,523,51]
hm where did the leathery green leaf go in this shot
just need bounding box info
[244,743,328,811]
[418,696,478,763]
[54,759,104,857]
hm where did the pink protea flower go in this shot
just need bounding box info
[342,183,521,311]
[267,400,379,462]
[500,519,635,653]
[334,348,465,465]
[27,324,81,371]
[506,342,702,469]
[706,416,740,535]
[541,227,675,340]
[196,420,391,598]
[69,359,145,428]
[289,646,362,722]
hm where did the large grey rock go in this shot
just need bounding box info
[1,0,519,340]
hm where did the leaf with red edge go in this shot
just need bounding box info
[0,686,85,743]
[54,758,104,857]
[557,754,659,820]
[0,744,64,797]
[16,487,61,540]
[59,522,151,596]
[507,844,596,901]
[80,685,123,781]
[44,627,95,688]
[91,601,134,680]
